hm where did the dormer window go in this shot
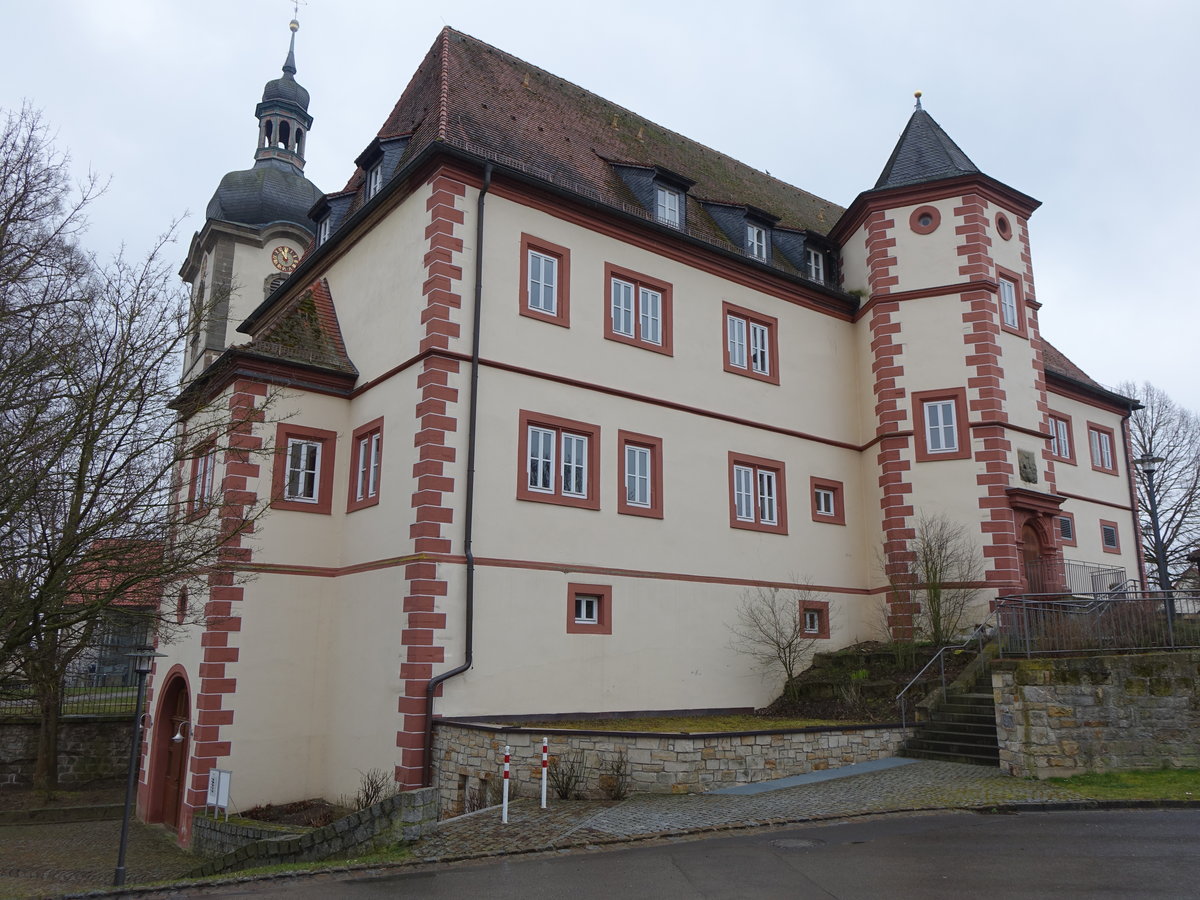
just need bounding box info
[806,248,825,283]
[316,215,331,246]
[746,224,768,260]
[655,186,681,228]
[366,162,383,199]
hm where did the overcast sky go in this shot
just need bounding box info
[3,0,1198,410]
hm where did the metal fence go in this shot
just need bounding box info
[994,591,1200,657]
[1023,558,1132,595]
[0,634,146,719]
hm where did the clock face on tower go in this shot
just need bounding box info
[271,245,300,272]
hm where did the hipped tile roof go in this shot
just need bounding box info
[246,278,356,374]
[344,28,844,244]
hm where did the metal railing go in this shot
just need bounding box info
[1024,558,1131,595]
[994,590,1200,657]
[895,607,1004,728]
[1,636,147,719]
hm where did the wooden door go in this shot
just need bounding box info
[161,688,188,829]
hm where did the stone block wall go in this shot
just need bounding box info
[432,721,910,817]
[993,651,1200,778]
[187,787,437,877]
[0,718,130,787]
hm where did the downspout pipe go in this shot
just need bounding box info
[422,162,492,787]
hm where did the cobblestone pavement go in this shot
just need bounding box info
[411,760,1090,861]
[0,819,194,900]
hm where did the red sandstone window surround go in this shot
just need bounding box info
[1100,519,1121,554]
[1047,412,1075,464]
[186,436,218,518]
[800,598,831,639]
[519,234,571,327]
[996,265,1028,338]
[909,205,941,235]
[728,452,788,534]
[912,388,971,462]
[517,410,601,510]
[722,301,779,385]
[347,417,384,512]
[272,423,337,515]
[566,582,612,634]
[604,263,673,355]
[1057,512,1077,547]
[617,430,664,518]
[1087,423,1118,475]
[809,477,846,526]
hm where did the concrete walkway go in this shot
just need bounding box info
[409,759,1089,863]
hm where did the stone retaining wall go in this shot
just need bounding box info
[432,721,911,817]
[192,814,310,858]
[0,717,129,787]
[186,787,437,877]
[993,651,1200,778]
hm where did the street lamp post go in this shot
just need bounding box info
[113,647,163,887]
[1134,454,1175,631]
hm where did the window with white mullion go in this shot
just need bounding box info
[999,276,1019,328]
[366,163,383,199]
[528,250,558,314]
[625,445,651,507]
[575,594,599,624]
[1050,417,1070,459]
[1090,429,1113,470]
[757,469,777,525]
[638,288,662,345]
[356,433,381,501]
[655,187,680,227]
[749,321,770,375]
[924,400,958,453]
[815,488,835,517]
[746,224,767,259]
[527,426,555,493]
[733,465,755,521]
[561,433,588,497]
[806,248,824,283]
[286,439,321,502]
[611,278,635,337]
[727,315,747,368]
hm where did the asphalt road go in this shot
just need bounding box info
[173,809,1200,899]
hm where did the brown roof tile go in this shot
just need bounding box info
[247,278,357,374]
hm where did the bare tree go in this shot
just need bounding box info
[887,513,984,646]
[728,585,827,701]
[1120,381,1200,584]
[0,106,270,790]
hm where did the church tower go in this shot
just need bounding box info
[833,96,1061,637]
[180,19,323,382]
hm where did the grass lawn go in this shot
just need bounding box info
[511,714,845,733]
[1047,768,1200,801]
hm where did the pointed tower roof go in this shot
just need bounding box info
[874,95,980,190]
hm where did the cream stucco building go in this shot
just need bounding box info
[139,24,1142,844]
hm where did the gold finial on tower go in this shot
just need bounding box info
[914,90,923,110]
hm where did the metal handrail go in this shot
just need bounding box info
[895,605,1006,728]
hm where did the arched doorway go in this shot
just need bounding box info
[147,673,190,830]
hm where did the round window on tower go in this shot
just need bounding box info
[909,205,941,235]
[996,212,1013,240]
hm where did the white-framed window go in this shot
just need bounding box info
[655,186,681,227]
[733,465,777,526]
[527,427,588,498]
[624,444,651,508]
[804,610,821,634]
[746,224,768,260]
[574,593,599,625]
[285,438,321,503]
[366,162,383,199]
[1089,427,1114,472]
[999,275,1019,329]
[528,250,558,315]
[924,399,959,454]
[723,303,778,384]
[610,277,663,346]
[806,248,825,283]
[814,487,836,517]
[316,215,331,246]
[1050,416,1071,460]
[355,432,381,502]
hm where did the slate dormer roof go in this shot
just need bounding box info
[874,104,981,190]
[340,28,843,239]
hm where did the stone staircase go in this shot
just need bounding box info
[901,669,999,766]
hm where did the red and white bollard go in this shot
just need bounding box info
[540,736,548,809]
[501,745,511,824]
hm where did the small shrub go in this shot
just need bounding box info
[599,749,630,800]
[465,777,489,813]
[548,750,587,800]
[486,771,521,806]
[352,768,394,811]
